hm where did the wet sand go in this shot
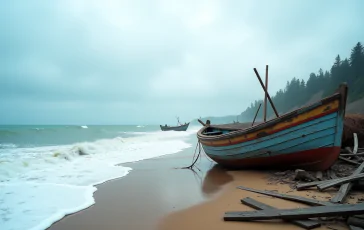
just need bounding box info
[49,141,359,230]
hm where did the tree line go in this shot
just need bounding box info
[240,42,364,121]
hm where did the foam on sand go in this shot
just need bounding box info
[0,128,197,230]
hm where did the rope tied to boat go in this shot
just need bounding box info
[181,141,202,170]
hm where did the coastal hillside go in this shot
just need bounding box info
[192,41,364,125]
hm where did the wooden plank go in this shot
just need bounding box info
[237,186,333,206]
[331,161,364,203]
[241,198,321,229]
[317,173,364,191]
[296,178,342,191]
[224,203,364,221]
[348,217,364,228]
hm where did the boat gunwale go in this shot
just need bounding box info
[197,84,347,141]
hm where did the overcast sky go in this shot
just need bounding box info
[1,0,363,125]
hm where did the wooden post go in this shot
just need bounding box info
[263,65,268,122]
[251,103,262,127]
[253,68,279,118]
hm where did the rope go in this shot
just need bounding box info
[180,141,202,170]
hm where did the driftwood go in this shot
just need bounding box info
[237,186,333,206]
[348,217,364,229]
[224,203,364,221]
[339,156,361,165]
[294,169,317,182]
[317,173,364,191]
[241,198,321,229]
[341,152,364,157]
[331,161,364,203]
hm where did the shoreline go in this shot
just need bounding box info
[48,139,364,230]
[48,139,216,230]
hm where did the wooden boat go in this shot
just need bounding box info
[160,122,190,131]
[160,117,190,131]
[197,83,348,171]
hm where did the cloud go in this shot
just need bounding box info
[1,0,363,124]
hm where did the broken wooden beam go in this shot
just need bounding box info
[331,161,364,203]
[296,178,343,191]
[241,197,321,229]
[224,203,364,221]
[237,186,333,206]
[317,173,364,191]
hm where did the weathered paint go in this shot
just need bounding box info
[200,100,339,147]
[197,83,347,171]
[208,147,341,171]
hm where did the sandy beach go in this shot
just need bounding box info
[47,136,364,230]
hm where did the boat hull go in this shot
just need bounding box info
[160,123,190,131]
[208,146,341,171]
[197,83,348,171]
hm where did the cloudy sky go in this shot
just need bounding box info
[1,0,363,125]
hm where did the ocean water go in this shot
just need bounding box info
[0,125,198,230]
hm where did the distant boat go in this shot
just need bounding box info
[197,83,348,171]
[160,117,190,131]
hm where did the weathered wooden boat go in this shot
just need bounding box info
[197,83,348,171]
[160,122,190,131]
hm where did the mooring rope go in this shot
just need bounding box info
[180,141,202,170]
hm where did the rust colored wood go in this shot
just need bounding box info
[241,198,321,229]
[263,65,269,122]
[317,173,364,191]
[251,103,262,127]
[237,186,333,206]
[224,203,364,221]
[253,68,279,118]
[331,161,364,203]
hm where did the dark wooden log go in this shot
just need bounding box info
[251,103,262,127]
[241,198,321,229]
[253,68,279,118]
[197,119,206,126]
[224,203,364,221]
[317,173,364,191]
[331,161,364,203]
[348,217,364,228]
[237,186,333,206]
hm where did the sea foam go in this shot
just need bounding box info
[0,128,197,230]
